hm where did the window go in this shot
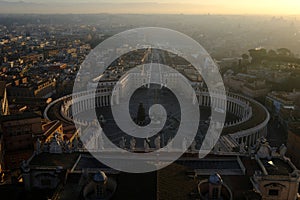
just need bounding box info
[269,189,279,196]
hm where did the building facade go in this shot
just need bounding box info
[0,112,42,169]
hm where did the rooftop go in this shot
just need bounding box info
[72,154,111,171]
[261,158,294,176]
[23,151,299,200]
[0,112,41,123]
[157,163,198,200]
[29,152,80,169]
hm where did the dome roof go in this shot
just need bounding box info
[209,173,223,185]
[93,171,107,183]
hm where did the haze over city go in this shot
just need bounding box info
[0,0,300,15]
[1,0,300,200]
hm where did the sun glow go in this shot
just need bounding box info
[1,0,300,15]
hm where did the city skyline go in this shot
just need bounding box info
[0,0,300,15]
[1,7,300,200]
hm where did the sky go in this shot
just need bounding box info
[0,0,300,15]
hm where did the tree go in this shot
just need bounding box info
[268,49,277,57]
[248,48,267,64]
[277,48,292,57]
[242,54,249,60]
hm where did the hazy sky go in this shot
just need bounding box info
[1,0,300,15]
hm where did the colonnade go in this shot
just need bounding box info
[45,88,269,149]
[196,90,252,128]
